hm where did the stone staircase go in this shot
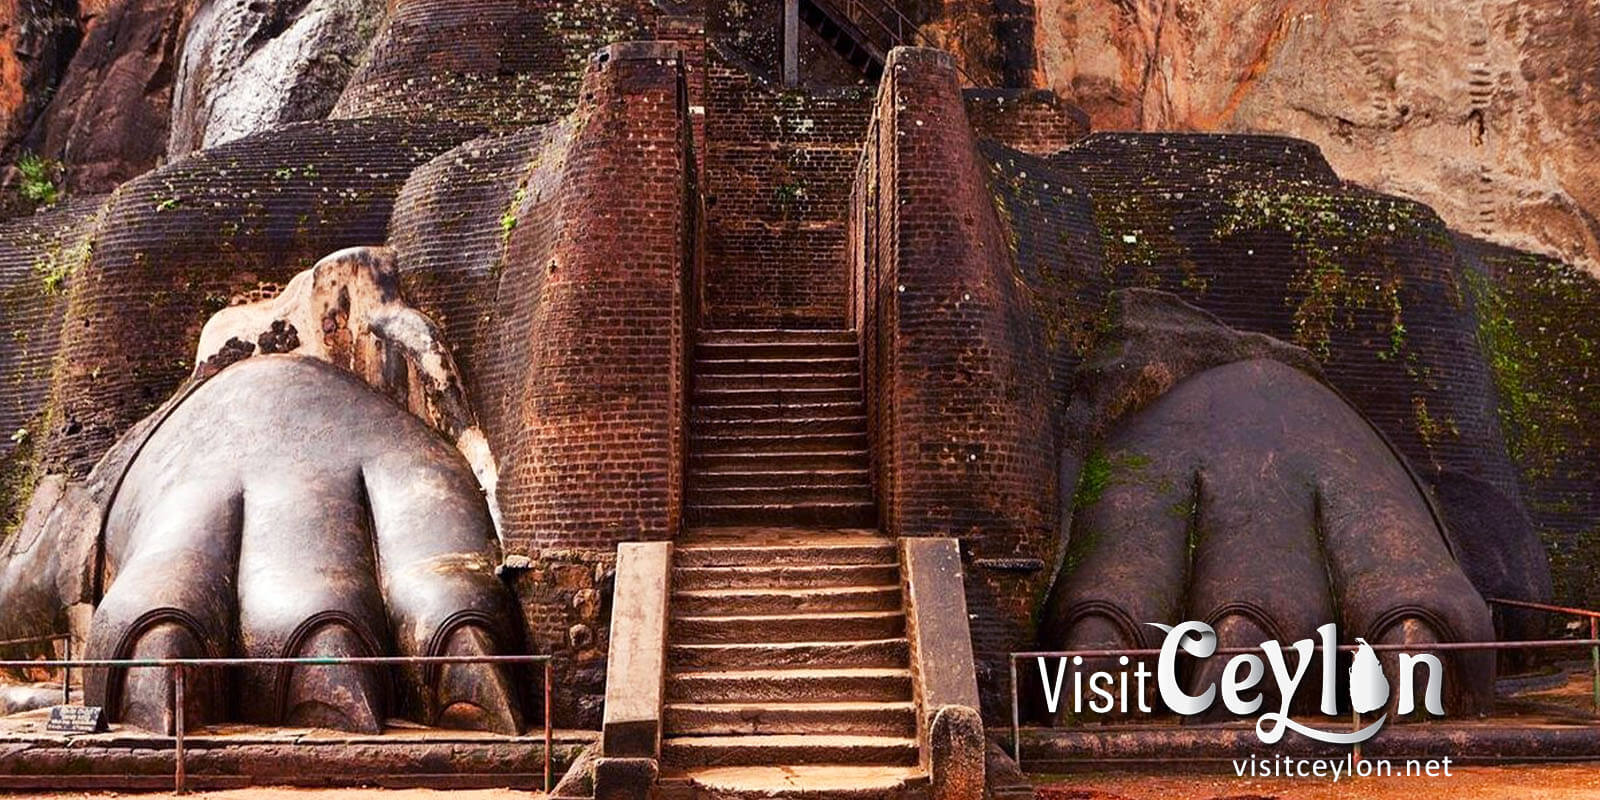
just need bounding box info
[657,530,927,799]
[687,329,875,529]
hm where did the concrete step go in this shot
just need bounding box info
[666,667,913,704]
[698,329,858,345]
[669,638,909,671]
[690,449,869,472]
[691,431,869,454]
[672,585,901,616]
[671,611,905,644]
[687,485,873,508]
[696,339,859,360]
[686,501,877,528]
[690,468,869,490]
[696,372,860,391]
[692,415,869,436]
[674,541,896,567]
[662,734,919,769]
[662,766,927,800]
[673,563,900,591]
[692,386,861,406]
[695,357,860,376]
[693,401,865,422]
[664,701,917,737]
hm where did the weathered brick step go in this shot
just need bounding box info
[692,432,869,455]
[690,468,869,490]
[687,485,872,508]
[674,541,894,568]
[661,734,919,769]
[673,563,900,591]
[667,668,912,704]
[696,339,858,360]
[664,701,917,737]
[669,638,909,671]
[662,766,927,800]
[695,357,860,376]
[686,501,877,528]
[691,415,869,436]
[698,328,858,345]
[692,387,861,406]
[696,372,860,391]
[671,611,905,644]
[693,401,865,422]
[673,585,900,616]
[690,449,869,472]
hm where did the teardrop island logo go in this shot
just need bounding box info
[1036,621,1446,744]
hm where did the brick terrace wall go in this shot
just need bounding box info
[962,88,1090,155]
[332,0,660,129]
[1457,237,1600,608]
[702,45,870,328]
[0,197,102,526]
[1048,133,1523,514]
[391,43,694,726]
[851,49,1060,718]
[36,119,480,476]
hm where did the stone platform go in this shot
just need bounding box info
[0,707,595,791]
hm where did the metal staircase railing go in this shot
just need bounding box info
[804,0,988,85]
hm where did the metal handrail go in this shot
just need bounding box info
[0,633,73,705]
[0,653,556,794]
[1487,597,1600,715]
[819,0,989,86]
[1008,638,1600,771]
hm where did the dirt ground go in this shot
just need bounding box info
[1036,762,1600,799]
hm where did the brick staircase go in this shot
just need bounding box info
[657,530,927,799]
[687,328,875,529]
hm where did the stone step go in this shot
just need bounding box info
[692,386,861,406]
[691,431,869,455]
[671,611,906,644]
[661,734,919,769]
[668,638,909,671]
[686,501,878,528]
[695,339,859,360]
[661,766,927,800]
[690,449,870,472]
[698,328,858,345]
[687,486,873,509]
[692,415,869,436]
[693,401,865,422]
[673,563,900,591]
[666,667,913,704]
[695,357,860,376]
[672,585,901,616]
[674,541,895,568]
[664,701,917,737]
[696,372,860,391]
[690,467,870,490]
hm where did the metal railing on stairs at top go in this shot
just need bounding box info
[810,0,990,86]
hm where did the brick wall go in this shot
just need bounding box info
[962,88,1089,155]
[702,45,871,327]
[0,196,102,527]
[390,42,695,726]
[851,50,1061,719]
[36,119,479,477]
[333,0,661,129]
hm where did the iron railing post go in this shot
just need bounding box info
[1009,655,1020,765]
[62,636,71,704]
[173,667,187,794]
[1591,618,1599,712]
[544,659,553,793]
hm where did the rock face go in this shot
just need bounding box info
[20,0,186,193]
[0,1,80,160]
[169,0,384,155]
[1027,0,1600,275]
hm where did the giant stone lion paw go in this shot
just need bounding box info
[1040,291,1496,721]
[83,355,524,735]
